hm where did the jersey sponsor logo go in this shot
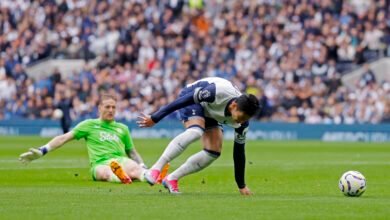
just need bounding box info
[99,131,120,142]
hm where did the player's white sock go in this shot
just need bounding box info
[152,126,204,171]
[109,173,121,183]
[168,149,220,180]
[139,169,146,181]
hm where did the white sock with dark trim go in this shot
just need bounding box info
[168,150,220,180]
[152,126,204,171]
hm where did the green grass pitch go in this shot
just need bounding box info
[0,136,389,219]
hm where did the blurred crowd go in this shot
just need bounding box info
[0,0,389,124]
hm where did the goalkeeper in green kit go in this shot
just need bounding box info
[19,94,168,184]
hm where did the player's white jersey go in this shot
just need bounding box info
[188,77,242,128]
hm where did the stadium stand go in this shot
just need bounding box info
[0,0,389,124]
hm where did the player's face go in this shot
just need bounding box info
[99,99,116,121]
[231,102,251,124]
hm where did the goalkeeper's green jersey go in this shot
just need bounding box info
[72,119,134,166]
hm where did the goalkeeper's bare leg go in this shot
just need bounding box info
[121,159,169,182]
[94,164,130,184]
[110,160,132,184]
[94,158,146,184]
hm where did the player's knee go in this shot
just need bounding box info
[96,169,111,181]
[128,169,140,179]
[122,160,141,178]
[126,165,140,178]
[186,125,204,139]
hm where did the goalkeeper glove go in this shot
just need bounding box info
[19,145,50,164]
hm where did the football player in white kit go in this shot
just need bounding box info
[137,77,260,195]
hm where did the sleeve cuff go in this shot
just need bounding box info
[238,184,246,189]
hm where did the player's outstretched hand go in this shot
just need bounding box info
[239,186,252,196]
[19,148,43,164]
[137,113,156,128]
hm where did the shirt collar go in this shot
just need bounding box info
[224,98,236,117]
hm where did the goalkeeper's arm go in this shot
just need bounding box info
[127,148,147,168]
[19,131,75,164]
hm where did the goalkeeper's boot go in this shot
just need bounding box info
[156,163,170,184]
[110,160,132,184]
[162,177,181,194]
[144,169,160,185]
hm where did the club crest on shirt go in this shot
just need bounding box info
[199,89,211,99]
[99,132,119,142]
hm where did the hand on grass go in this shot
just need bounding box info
[239,186,252,196]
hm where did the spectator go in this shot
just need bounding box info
[0,0,388,125]
[359,64,376,87]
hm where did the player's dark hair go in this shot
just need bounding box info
[236,94,260,117]
[99,93,117,105]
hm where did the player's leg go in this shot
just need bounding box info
[167,126,222,181]
[121,157,145,181]
[119,157,169,183]
[163,119,223,193]
[92,159,132,184]
[110,160,132,184]
[93,165,124,183]
[151,117,205,171]
[145,104,205,185]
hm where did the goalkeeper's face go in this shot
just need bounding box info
[99,99,116,121]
